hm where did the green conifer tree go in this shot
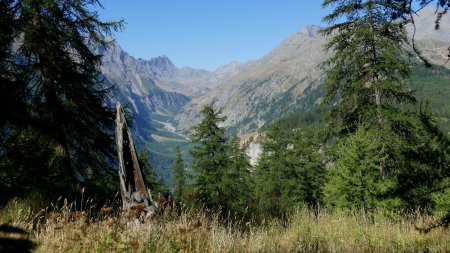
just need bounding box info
[254,124,290,217]
[290,130,326,211]
[325,126,397,212]
[172,146,186,204]
[138,149,167,196]
[190,105,229,209]
[255,125,326,218]
[0,0,123,199]
[222,135,252,215]
[321,0,448,210]
[321,0,414,135]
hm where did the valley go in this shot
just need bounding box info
[96,7,450,183]
[2,2,450,252]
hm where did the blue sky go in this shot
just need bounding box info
[98,1,329,71]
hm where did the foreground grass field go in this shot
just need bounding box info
[0,198,449,252]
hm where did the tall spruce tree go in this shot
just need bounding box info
[172,146,186,204]
[0,0,122,199]
[190,105,229,210]
[321,0,448,210]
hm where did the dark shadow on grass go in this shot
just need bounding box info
[0,224,36,253]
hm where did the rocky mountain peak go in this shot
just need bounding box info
[409,7,450,42]
[298,25,321,38]
[148,55,176,72]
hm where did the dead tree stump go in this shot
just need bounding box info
[115,103,158,221]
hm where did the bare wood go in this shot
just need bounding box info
[116,103,157,219]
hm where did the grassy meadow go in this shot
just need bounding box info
[0,198,449,253]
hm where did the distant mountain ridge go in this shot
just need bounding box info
[97,7,450,138]
[93,37,253,173]
[175,9,450,135]
[97,7,450,176]
[175,25,328,134]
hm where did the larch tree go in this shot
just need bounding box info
[325,126,397,212]
[172,146,186,204]
[254,124,290,217]
[138,149,167,196]
[255,124,326,218]
[190,105,229,210]
[0,0,122,199]
[321,0,448,210]
[289,130,326,212]
[321,0,414,137]
[222,135,252,216]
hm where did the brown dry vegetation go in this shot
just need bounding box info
[0,198,449,253]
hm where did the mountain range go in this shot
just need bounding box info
[98,7,450,177]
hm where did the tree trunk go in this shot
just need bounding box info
[116,103,158,220]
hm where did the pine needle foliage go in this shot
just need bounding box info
[321,0,449,210]
[222,135,253,216]
[321,0,414,135]
[255,124,325,218]
[0,0,123,200]
[138,149,167,196]
[172,146,186,204]
[190,105,229,210]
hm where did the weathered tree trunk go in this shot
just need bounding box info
[116,103,158,220]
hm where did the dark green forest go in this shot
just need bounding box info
[273,63,450,133]
[0,0,449,233]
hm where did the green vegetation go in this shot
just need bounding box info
[187,105,253,217]
[172,146,187,204]
[138,149,168,195]
[1,0,450,252]
[223,135,253,216]
[410,64,450,133]
[264,106,329,131]
[254,124,325,218]
[0,0,123,202]
[325,126,397,211]
[320,0,449,212]
[189,105,229,210]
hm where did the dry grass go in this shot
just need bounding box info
[1,198,449,252]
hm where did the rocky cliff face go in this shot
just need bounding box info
[156,60,253,97]
[93,41,188,116]
[407,7,450,66]
[90,40,191,156]
[94,38,252,171]
[96,39,252,117]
